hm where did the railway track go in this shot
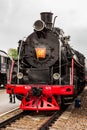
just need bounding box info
[0,88,84,130]
[0,107,66,130]
[0,108,23,128]
[0,89,84,130]
[37,110,64,130]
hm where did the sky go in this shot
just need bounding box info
[0,0,87,59]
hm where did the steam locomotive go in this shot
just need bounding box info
[6,12,85,112]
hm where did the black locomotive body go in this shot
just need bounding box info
[6,12,85,112]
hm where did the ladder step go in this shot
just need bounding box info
[64,97,73,100]
[64,102,72,105]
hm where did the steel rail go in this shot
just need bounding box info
[0,111,24,128]
[37,110,64,130]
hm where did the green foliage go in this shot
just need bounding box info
[8,48,18,60]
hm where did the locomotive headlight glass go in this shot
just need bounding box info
[53,73,60,80]
[33,20,45,31]
[17,72,23,79]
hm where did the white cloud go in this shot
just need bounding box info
[0,0,13,25]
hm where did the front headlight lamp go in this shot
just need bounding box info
[17,72,23,79]
[53,73,60,80]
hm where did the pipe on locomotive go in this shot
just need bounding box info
[33,12,53,31]
[17,37,26,82]
[52,16,57,29]
[17,40,23,83]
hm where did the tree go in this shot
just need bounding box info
[8,48,18,60]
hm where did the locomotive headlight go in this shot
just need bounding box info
[17,72,23,79]
[53,73,60,80]
[33,20,45,31]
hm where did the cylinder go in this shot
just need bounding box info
[40,12,53,29]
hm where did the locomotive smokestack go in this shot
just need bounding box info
[40,12,53,30]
